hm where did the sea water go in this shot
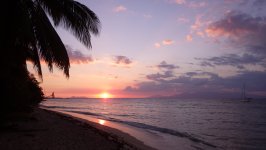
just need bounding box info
[41,98,266,150]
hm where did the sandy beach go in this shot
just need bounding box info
[0,108,154,150]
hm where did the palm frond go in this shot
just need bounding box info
[28,1,70,77]
[37,0,101,48]
[20,1,43,78]
[1,0,43,78]
[25,45,43,79]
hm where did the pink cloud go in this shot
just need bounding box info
[154,43,161,48]
[114,5,127,13]
[69,55,93,64]
[113,56,133,67]
[190,15,212,39]
[205,12,256,38]
[65,45,94,64]
[162,39,174,45]
[186,34,193,42]
[204,11,266,57]
[154,39,175,48]
[191,15,204,31]
[171,0,208,8]
[196,31,205,37]
[175,0,186,4]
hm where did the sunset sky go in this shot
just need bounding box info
[29,0,266,98]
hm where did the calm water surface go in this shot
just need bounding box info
[42,98,266,150]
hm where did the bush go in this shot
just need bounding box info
[0,72,44,114]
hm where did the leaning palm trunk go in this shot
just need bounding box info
[0,0,100,113]
[0,45,42,112]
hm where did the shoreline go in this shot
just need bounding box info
[0,107,155,150]
[43,108,156,150]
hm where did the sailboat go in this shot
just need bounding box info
[241,83,251,102]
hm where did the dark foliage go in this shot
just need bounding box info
[1,72,44,113]
[0,0,100,113]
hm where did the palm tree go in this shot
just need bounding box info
[0,0,100,112]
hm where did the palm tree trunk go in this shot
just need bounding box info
[0,45,43,113]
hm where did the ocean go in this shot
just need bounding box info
[41,98,266,150]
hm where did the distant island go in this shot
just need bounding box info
[44,95,89,99]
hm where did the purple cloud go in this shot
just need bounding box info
[157,61,179,70]
[146,71,174,81]
[206,11,266,55]
[124,70,266,99]
[196,53,266,69]
[253,0,266,6]
[113,55,132,65]
[113,5,127,13]
[65,45,93,64]
[206,11,265,37]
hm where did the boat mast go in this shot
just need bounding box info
[241,83,247,100]
[243,83,246,100]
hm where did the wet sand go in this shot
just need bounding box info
[0,108,155,150]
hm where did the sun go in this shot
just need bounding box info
[99,92,111,99]
[98,119,106,125]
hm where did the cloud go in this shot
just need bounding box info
[157,61,179,70]
[162,39,175,45]
[114,5,127,13]
[188,1,207,8]
[177,17,190,23]
[145,61,179,82]
[154,39,175,48]
[174,0,186,5]
[190,15,209,37]
[113,55,132,65]
[124,70,266,98]
[170,0,208,10]
[65,45,93,64]
[154,43,161,48]
[196,31,205,37]
[186,34,193,41]
[170,0,209,9]
[146,71,175,81]
[205,11,266,55]
[206,11,260,38]
[196,53,266,69]
[253,0,266,6]
[124,82,172,94]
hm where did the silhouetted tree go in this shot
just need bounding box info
[0,0,100,113]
